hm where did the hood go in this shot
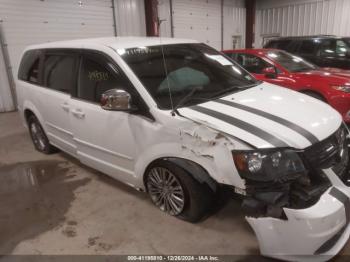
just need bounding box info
[294,69,350,85]
[178,82,342,149]
[322,67,350,79]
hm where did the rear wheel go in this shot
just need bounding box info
[145,160,215,223]
[28,115,58,154]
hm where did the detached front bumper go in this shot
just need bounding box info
[247,169,350,261]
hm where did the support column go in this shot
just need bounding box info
[245,0,256,48]
[144,0,159,36]
[111,0,117,36]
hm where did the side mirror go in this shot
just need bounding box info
[100,89,137,111]
[262,67,277,79]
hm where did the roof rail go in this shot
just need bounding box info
[271,35,336,40]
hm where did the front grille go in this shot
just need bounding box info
[303,124,349,179]
[241,125,350,217]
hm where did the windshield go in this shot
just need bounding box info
[266,51,318,73]
[117,43,258,110]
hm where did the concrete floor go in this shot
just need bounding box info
[0,112,349,260]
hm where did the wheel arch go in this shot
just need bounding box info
[24,108,35,124]
[22,101,46,132]
[143,157,218,193]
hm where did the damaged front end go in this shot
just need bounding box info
[234,124,350,260]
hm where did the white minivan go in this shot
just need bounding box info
[17,37,350,260]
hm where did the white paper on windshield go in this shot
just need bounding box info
[206,55,233,66]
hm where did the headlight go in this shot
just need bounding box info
[330,84,350,93]
[233,149,306,181]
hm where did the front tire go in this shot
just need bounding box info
[145,160,215,223]
[28,115,58,154]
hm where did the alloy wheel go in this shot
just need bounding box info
[30,122,46,151]
[147,167,185,216]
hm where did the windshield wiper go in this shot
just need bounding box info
[172,86,203,115]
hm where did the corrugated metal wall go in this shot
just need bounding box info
[223,0,246,50]
[0,36,13,112]
[255,0,350,47]
[158,0,173,38]
[114,0,146,36]
[0,0,146,112]
[158,0,246,50]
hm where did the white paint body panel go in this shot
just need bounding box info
[180,83,342,149]
[16,37,349,260]
[69,97,137,184]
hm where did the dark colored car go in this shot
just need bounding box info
[264,35,350,70]
[224,48,350,123]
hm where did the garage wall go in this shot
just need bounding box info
[223,0,246,50]
[0,0,146,112]
[158,0,246,50]
[114,0,146,36]
[172,0,222,50]
[255,0,350,47]
[0,36,13,112]
[158,0,173,38]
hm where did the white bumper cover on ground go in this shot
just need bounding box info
[247,169,350,261]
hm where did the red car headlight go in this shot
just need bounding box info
[330,84,350,93]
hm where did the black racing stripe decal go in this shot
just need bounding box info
[216,99,319,144]
[329,187,350,224]
[190,106,289,148]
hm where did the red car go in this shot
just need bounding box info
[224,49,350,123]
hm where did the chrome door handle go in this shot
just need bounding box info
[61,102,70,111]
[71,109,85,119]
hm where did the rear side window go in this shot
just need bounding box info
[18,50,41,84]
[264,40,278,48]
[298,40,317,54]
[43,54,76,94]
[77,56,130,103]
[265,40,291,50]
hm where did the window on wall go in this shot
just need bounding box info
[18,50,41,84]
[77,56,129,103]
[232,53,272,74]
[43,54,76,94]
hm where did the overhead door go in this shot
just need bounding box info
[158,0,246,51]
[172,0,222,50]
[0,0,115,112]
[0,0,115,75]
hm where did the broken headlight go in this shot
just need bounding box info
[233,149,306,181]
